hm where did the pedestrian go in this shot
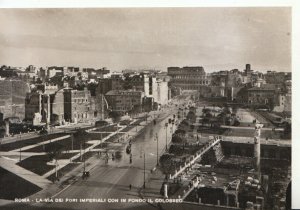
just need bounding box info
[129,184,132,190]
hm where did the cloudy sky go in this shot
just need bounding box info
[0,7,291,72]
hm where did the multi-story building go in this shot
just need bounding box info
[265,71,291,84]
[125,73,169,105]
[97,76,124,95]
[105,89,145,113]
[167,66,211,91]
[47,66,64,78]
[0,80,29,121]
[247,84,279,107]
[64,87,93,123]
[25,91,55,125]
[156,78,169,105]
[25,86,93,125]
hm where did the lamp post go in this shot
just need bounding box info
[140,150,146,189]
[19,147,22,162]
[55,159,58,180]
[143,152,146,189]
[165,122,168,151]
[83,138,86,173]
[19,134,22,161]
[154,133,159,166]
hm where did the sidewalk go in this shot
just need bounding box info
[140,167,165,200]
[0,122,93,145]
[27,155,107,201]
[11,135,70,152]
[0,157,52,189]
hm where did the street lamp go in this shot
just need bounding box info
[83,139,86,174]
[140,150,146,189]
[19,147,22,162]
[165,122,168,151]
[154,133,159,166]
[19,134,22,162]
[55,159,58,180]
[143,152,146,189]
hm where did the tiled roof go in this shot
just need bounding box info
[248,84,277,91]
[105,89,142,96]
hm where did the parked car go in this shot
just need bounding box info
[95,120,109,127]
[39,129,48,135]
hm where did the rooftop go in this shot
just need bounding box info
[105,89,143,96]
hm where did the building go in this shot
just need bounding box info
[156,78,169,105]
[51,89,65,125]
[25,86,93,125]
[64,87,93,123]
[25,91,53,125]
[265,71,291,84]
[0,80,29,121]
[97,77,124,95]
[47,66,64,78]
[167,66,211,91]
[247,84,279,108]
[105,89,145,114]
[143,74,169,105]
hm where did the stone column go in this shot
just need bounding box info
[254,123,263,181]
[164,183,168,198]
[226,194,229,206]
[47,94,51,129]
[39,93,42,116]
[5,120,9,136]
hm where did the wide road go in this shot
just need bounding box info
[28,107,177,210]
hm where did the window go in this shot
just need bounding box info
[265,99,268,104]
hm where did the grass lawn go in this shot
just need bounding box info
[197,126,228,135]
[58,152,78,159]
[105,133,125,143]
[120,126,134,132]
[47,162,80,182]
[17,155,55,176]
[73,151,97,162]
[24,132,109,152]
[94,125,119,132]
[0,167,42,200]
[223,128,282,139]
[0,133,67,151]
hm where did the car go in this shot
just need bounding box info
[119,120,131,126]
[95,120,109,127]
[39,129,48,135]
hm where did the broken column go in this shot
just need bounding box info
[5,120,9,136]
[254,123,263,181]
[164,183,168,198]
[47,94,51,129]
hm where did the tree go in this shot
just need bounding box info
[45,142,64,161]
[202,108,211,116]
[49,74,64,87]
[268,100,275,112]
[172,129,187,149]
[123,74,133,90]
[282,122,291,139]
[109,111,121,124]
[87,82,98,96]
[186,111,196,123]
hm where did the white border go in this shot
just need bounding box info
[0,0,299,209]
[0,0,296,8]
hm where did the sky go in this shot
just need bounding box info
[0,7,291,72]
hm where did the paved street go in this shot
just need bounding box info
[0,122,94,145]
[36,108,175,209]
[0,106,178,210]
